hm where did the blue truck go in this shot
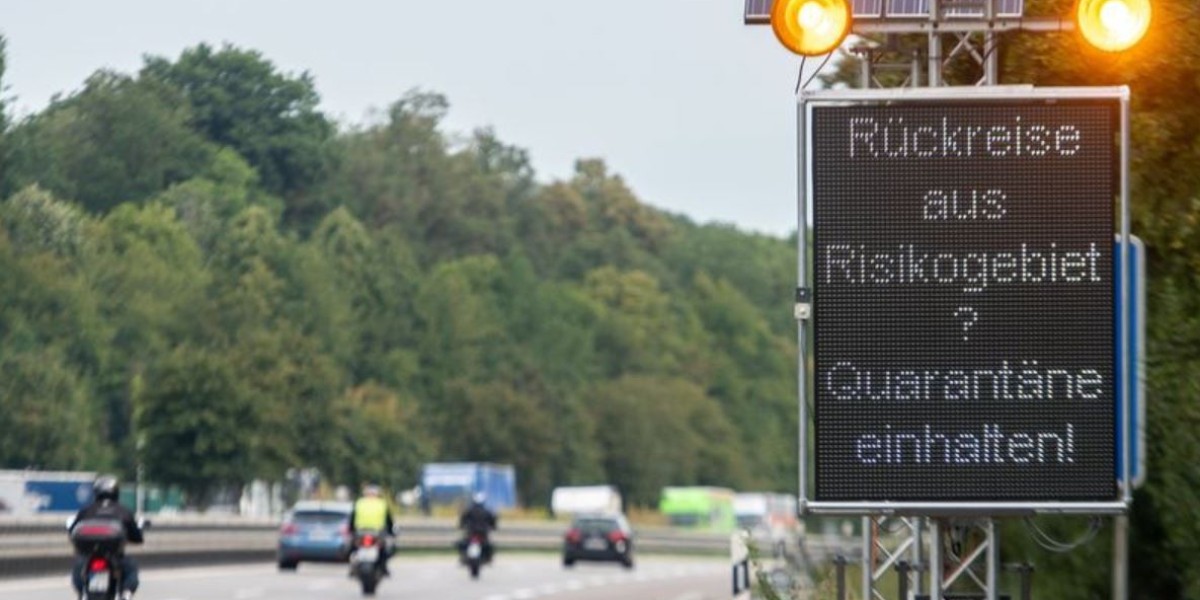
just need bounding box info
[419,463,517,513]
[0,470,97,515]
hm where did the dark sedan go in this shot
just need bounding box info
[562,513,634,569]
[277,501,354,570]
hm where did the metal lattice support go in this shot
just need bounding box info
[863,517,926,600]
[926,519,1000,600]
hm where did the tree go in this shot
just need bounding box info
[0,34,12,197]
[588,375,747,506]
[0,214,109,470]
[141,43,336,222]
[0,185,88,256]
[330,383,432,490]
[324,90,515,261]
[583,266,701,377]
[436,379,557,504]
[155,148,283,253]
[4,71,215,213]
[138,345,260,504]
[85,202,209,471]
[994,2,1200,596]
[0,347,108,470]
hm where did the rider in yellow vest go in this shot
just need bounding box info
[349,484,396,575]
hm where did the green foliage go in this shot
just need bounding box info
[84,202,209,470]
[589,375,748,506]
[0,346,109,470]
[4,71,215,212]
[330,383,432,492]
[0,42,849,526]
[141,43,336,213]
[138,345,260,503]
[1,185,88,256]
[0,34,11,195]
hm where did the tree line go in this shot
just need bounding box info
[0,39,797,512]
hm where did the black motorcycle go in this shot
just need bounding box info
[68,518,149,600]
[458,533,492,579]
[349,530,387,596]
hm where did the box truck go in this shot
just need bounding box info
[550,485,622,517]
[419,463,517,513]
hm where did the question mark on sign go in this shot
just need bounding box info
[956,307,978,341]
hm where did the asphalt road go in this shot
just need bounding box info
[0,555,729,600]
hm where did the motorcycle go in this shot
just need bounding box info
[67,517,150,600]
[349,530,387,596]
[458,533,491,579]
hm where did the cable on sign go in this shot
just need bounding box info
[1022,516,1104,553]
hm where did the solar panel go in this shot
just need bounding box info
[887,0,1025,17]
[854,0,885,17]
[744,0,1023,22]
[745,0,886,21]
[743,0,771,24]
[886,0,927,16]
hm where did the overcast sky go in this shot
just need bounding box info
[0,0,823,237]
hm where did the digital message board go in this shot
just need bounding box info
[808,92,1120,504]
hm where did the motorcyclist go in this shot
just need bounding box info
[68,475,144,600]
[458,492,497,562]
[348,483,396,576]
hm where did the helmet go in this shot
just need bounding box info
[363,484,382,498]
[94,475,120,503]
[471,492,486,505]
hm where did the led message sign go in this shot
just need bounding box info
[810,97,1118,502]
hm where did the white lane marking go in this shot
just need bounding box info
[481,595,510,600]
[511,588,538,599]
[233,588,264,599]
[538,583,562,594]
[564,579,585,590]
[306,579,336,591]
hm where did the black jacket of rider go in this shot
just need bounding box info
[71,500,145,547]
[459,503,497,537]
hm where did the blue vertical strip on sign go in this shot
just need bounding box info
[1114,236,1144,488]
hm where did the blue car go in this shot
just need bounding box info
[277,501,354,570]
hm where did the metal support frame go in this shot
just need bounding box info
[842,0,1025,88]
[795,79,1130,600]
[925,519,1001,599]
[863,516,925,600]
[779,0,1132,596]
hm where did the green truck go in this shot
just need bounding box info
[658,486,736,531]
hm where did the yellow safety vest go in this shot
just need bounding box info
[353,497,389,531]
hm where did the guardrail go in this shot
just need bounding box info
[0,516,742,579]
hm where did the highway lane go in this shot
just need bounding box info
[0,555,729,600]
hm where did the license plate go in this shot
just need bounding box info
[467,543,482,559]
[584,538,607,551]
[309,530,338,541]
[87,572,110,593]
[355,546,379,562]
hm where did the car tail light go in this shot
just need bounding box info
[88,557,109,572]
[607,530,627,543]
[362,535,376,547]
[565,528,582,544]
[280,522,298,536]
